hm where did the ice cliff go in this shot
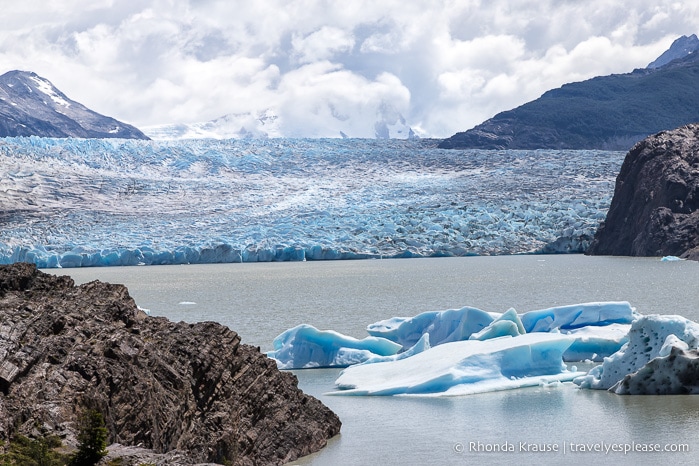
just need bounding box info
[0,137,621,267]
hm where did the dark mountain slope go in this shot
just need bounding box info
[440,36,699,150]
[0,70,149,139]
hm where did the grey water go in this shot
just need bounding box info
[51,255,699,465]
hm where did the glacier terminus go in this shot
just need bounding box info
[0,137,623,267]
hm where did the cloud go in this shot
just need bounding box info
[0,0,697,137]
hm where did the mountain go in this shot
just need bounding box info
[439,35,699,150]
[647,34,699,68]
[0,70,149,139]
[143,107,419,140]
[143,109,282,140]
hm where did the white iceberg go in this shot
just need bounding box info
[559,323,630,361]
[574,314,699,393]
[330,333,583,396]
[267,324,402,369]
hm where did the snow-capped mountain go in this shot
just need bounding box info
[0,70,149,139]
[144,107,419,140]
[143,109,282,140]
[647,34,699,69]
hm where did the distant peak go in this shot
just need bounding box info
[647,34,699,69]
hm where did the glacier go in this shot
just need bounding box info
[0,137,622,267]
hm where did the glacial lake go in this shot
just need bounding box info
[49,254,699,465]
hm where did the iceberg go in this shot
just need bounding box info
[330,333,584,396]
[366,306,495,349]
[469,308,526,341]
[559,323,630,361]
[365,302,633,360]
[520,301,635,332]
[267,324,402,369]
[574,314,699,393]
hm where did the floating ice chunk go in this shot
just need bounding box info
[661,255,684,261]
[330,333,583,396]
[469,308,525,341]
[520,302,635,333]
[267,324,402,369]
[356,333,431,365]
[574,314,699,391]
[366,306,493,349]
[559,323,630,361]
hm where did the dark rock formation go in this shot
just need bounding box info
[587,124,699,260]
[612,346,699,395]
[0,70,149,139]
[0,263,340,465]
[439,36,699,150]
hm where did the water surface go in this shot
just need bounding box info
[51,255,699,465]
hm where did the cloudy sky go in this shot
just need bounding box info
[1,0,696,138]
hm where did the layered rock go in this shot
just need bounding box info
[587,124,699,260]
[0,263,340,465]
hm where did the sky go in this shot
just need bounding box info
[1,0,697,138]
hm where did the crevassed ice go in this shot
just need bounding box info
[0,137,623,267]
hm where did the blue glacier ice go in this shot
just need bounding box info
[0,137,623,267]
[364,301,633,360]
[520,301,636,332]
[469,308,526,341]
[330,333,584,396]
[269,302,636,373]
[266,324,402,369]
[366,306,495,349]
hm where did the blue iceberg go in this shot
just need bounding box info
[366,306,495,349]
[267,324,402,369]
[519,301,635,332]
[331,333,584,396]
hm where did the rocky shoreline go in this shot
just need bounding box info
[0,262,340,465]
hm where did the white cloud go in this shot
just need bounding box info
[0,0,697,137]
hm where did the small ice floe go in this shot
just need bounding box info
[661,255,684,261]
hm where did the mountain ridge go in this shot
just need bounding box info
[439,35,699,150]
[0,70,149,139]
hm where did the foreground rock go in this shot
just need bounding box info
[587,124,699,260]
[0,263,340,465]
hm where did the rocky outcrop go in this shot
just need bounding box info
[0,263,340,465]
[587,124,699,260]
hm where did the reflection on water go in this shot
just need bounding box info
[49,255,699,465]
